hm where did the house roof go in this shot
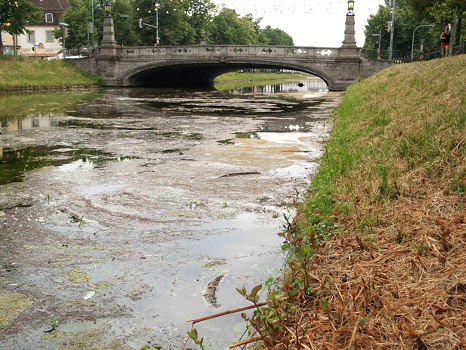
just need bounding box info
[29,0,68,12]
[27,0,69,26]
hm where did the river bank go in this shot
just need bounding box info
[241,55,465,349]
[0,80,337,349]
[0,56,102,91]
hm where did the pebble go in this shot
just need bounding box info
[0,211,5,216]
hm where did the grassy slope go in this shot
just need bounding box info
[0,56,102,89]
[214,71,310,83]
[251,55,465,348]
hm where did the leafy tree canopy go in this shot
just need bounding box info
[406,0,465,45]
[363,0,439,58]
[0,0,42,53]
[53,0,295,49]
[258,25,294,46]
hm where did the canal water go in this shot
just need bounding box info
[0,77,341,349]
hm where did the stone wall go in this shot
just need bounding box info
[359,58,392,79]
[69,57,98,75]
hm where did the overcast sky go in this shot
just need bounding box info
[212,0,385,47]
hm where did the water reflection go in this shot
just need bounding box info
[1,115,61,131]
[216,77,328,93]
[0,146,135,185]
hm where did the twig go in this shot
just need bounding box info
[181,324,194,350]
[188,301,270,324]
[228,336,262,349]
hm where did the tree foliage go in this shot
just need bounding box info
[52,0,295,49]
[54,0,92,52]
[406,0,465,46]
[258,25,294,46]
[210,8,258,45]
[0,0,42,53]
[363,0,438,58]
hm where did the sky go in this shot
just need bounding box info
[211,0,386,47]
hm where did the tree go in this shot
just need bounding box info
[363,0,438,59]
[406,0,465,46]
[258,25,294,46]
[0,0,42,54]
[112,0,139,46]
[134,0,196,45]
[185,0,216,43]
[54,0,92,52]
[209,8,258,44]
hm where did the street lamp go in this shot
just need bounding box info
[104,0,112,16]
[347,0,354,16]
[411,24,434,61]
[389,0,396,60]
[155,2,160,46]
[60,22,69,58]
[372,31,381,60]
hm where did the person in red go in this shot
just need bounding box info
[440,26,451,57]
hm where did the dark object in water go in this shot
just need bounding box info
[298,83,304,87]
[219,171,260,178]
[204,273,226,307]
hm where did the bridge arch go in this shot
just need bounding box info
[121,59,335,89]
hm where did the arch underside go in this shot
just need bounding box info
[125,62,332,89]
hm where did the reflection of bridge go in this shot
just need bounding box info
[72,12,391,90]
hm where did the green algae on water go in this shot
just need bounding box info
[0,292,32,327]
[68,269,91,284]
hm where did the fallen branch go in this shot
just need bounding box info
[228,336,262,348]
[188,301,270,324]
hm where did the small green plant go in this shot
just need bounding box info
[44,315,60,333]
[187,328,205,350]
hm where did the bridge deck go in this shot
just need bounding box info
[118,45,351,59]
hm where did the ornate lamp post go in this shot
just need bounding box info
[200,29,206,45]
[341,0,357,56]
[104,0,111,16]
[347,0,354,16]
[100,0,117,56]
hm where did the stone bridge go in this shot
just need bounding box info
[72,13,392,90]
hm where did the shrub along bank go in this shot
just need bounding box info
[0,56,102,90]
[237,55,465,348]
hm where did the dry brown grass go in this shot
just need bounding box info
[250,55,465,349]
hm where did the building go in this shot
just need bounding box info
[1,0,69,57]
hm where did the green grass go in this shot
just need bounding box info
[0,56,102,90]
[294,54,465,239]
[214,71,311,83]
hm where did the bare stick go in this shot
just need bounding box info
[181,324,194,350]
[228,336,262,349]
[188,301,270,324]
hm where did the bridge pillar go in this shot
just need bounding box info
[340,14,358,57]
[97,13,118,85]
[100,15,117,57]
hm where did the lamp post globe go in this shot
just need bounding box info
[347,0,354,15]
[104,0,112,16]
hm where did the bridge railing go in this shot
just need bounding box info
[117,45,347,59]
